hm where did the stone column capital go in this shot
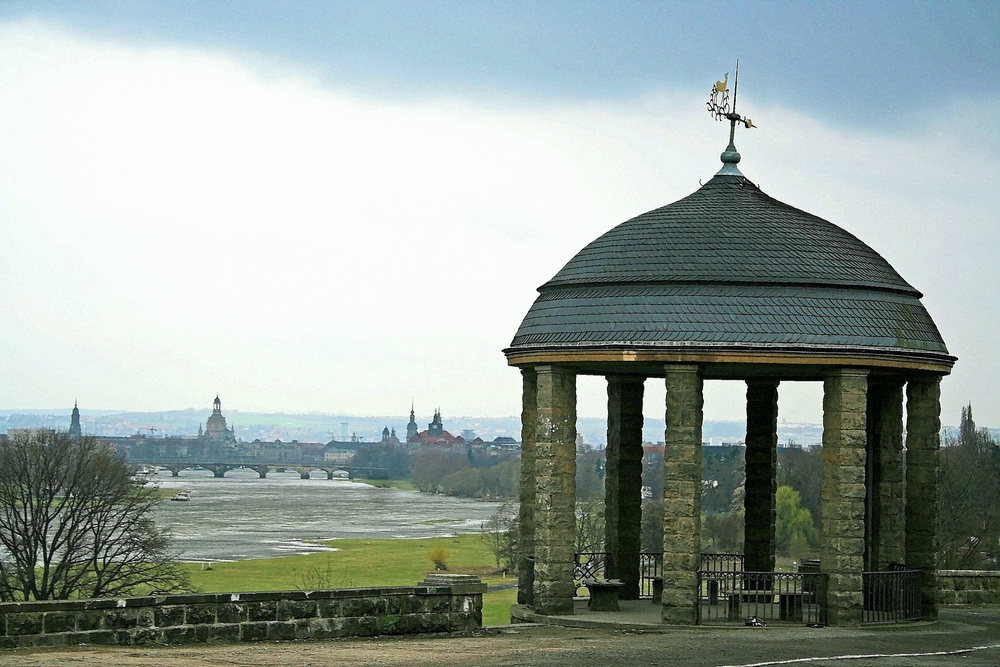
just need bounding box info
[826,368,870,380]
[607,374,646,387]
[663,363,702,377]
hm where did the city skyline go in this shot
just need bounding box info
[1,3,997,426]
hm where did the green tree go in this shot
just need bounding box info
[351,442,411,479]
[776,444,822,530]
[411,447,470,492]
[775,485,817,558]
[576,444,605,500]
[478,459,520,498]
[441,467,483,497]
[0,430,189,601]
[702,510,745,553]
[702,445,745,514]
[640,498,664,553]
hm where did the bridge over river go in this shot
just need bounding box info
[127,456,386,480]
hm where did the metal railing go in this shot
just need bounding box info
[556,553,920,626]
[701,552,745,573]
[574,552,746,599]
[697,570,828,626]
[574,552,609,593]
[640,552,662,598]
[862,569,921,623]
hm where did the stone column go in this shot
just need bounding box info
[906,376,942,621]
[867,378,905,569]
[820,369,868,626]
[661,364,704,625]
[605,375,645,599]
[517,367,537,606]
[532,365,577,615]
[744,379,779,574]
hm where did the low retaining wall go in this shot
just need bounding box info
[938,570,1000,606]
[0,573,485,649]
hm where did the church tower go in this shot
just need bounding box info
[204,395,234,442]
[68,401,82,440]
[406,401,419,443]
[428,408,443,437]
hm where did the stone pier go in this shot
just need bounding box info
[744,379,779,575]
[604,376,645,599]
[517,368,537,606]
[820,369,869,626]
[531,366,577,615]
[660,365,703,625]
[906,377,942,621]
[867,379,905,569]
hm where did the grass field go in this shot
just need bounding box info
[183,533,517,626]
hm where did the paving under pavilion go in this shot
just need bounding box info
[504,127,955,626]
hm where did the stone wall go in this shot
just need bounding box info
[938,571,1000,606]
[0,574,485,649]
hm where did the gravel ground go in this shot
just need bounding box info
[4,608,1000,667]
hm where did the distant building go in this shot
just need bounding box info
[68,402,82,440]
[405,406,489,448]
[489,436,520,453]
[202,395,236,443]
[408,407,461,445]
[406,403,419,442]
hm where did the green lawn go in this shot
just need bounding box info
[183,534,517,626]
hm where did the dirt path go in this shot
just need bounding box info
[4,608,1000,667]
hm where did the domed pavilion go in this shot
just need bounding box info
[505,116,954,626]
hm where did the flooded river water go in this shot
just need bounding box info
[150,469,503,562]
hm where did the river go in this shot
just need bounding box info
[149,469,504,562]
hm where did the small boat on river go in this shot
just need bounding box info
[170,490,192,502]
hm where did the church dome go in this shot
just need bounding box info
[506,165,954,377]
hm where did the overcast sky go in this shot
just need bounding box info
[1,1,997,428]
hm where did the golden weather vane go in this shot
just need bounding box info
[707,61,756,132]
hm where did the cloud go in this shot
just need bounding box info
[1,21,996,429]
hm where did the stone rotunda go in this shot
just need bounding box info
[504,132,955,625]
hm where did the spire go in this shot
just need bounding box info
[69,401,82,440]
[407,400,419,442]
[706,61,757,177]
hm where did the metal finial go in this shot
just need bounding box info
[707,61,757,176]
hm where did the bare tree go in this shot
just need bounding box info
[0,430,189,601]
[938,405,1000,569]
[480,502,518,573]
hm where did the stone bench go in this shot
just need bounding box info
[584,579,623,612]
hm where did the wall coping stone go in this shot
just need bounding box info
[0,584,480,617]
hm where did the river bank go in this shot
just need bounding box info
[150,469,502,561]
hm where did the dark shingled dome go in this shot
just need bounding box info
[508,172,952,363]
